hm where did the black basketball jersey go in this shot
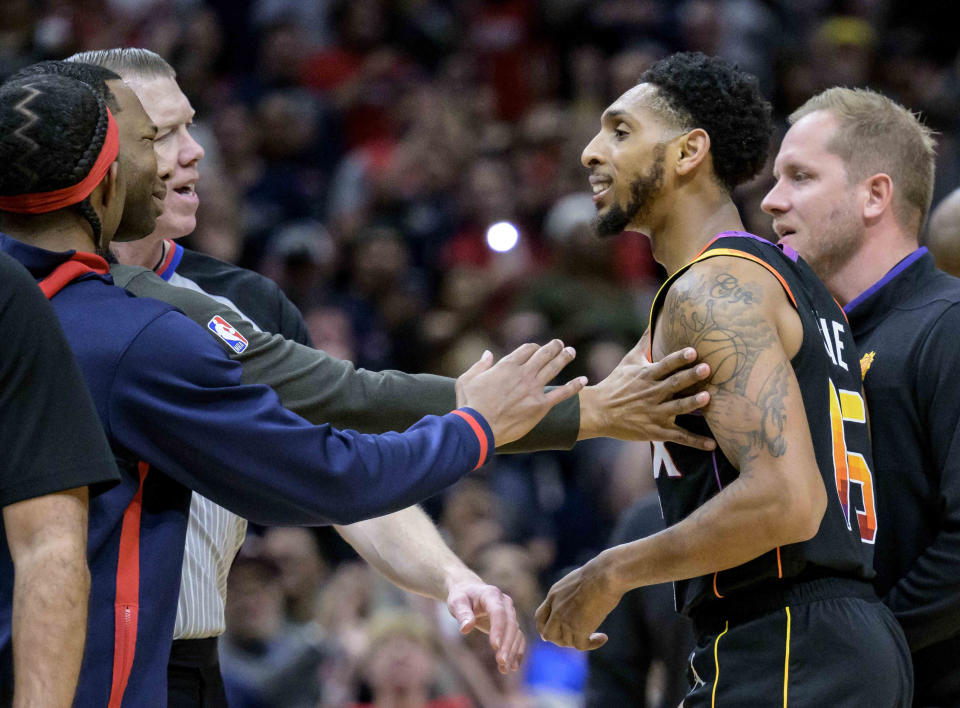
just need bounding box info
[649,232,876,617]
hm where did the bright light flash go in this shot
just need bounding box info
[486,221,519,252]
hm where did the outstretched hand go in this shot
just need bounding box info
[578,336,715,448]
[456,340,586,446]
[446,578,526,674]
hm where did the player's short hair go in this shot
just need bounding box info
[68,47,176,82]
[7,60,122,112]
[638,52,772,193]
[0,74,111,239]
[790,88,936,231]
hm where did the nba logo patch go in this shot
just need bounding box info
[207,315,248,354]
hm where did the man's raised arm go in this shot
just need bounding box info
[113,264,713,450]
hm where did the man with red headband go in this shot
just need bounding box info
[0,72,583,707]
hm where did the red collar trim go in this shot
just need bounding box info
[155,239,178,276]
[38,251,110,299]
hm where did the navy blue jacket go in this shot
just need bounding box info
[0,234,494,707]
[846,248,960,704]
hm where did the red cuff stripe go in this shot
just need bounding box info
[451,410,489,470]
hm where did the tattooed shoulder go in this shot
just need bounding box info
[659,265,774,391]
[657,261,790,462]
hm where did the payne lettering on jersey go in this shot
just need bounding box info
[819,317,849,371]
[207,315,248,354]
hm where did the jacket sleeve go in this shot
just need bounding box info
[106,309,494,527]
[272,278,313,347]
[884,302,960,651]
[114,265,579,453]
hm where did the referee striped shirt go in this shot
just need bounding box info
[152,240,313,639]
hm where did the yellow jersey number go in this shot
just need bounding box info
[828,380,877,544]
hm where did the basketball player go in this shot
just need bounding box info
[536,53,912,706]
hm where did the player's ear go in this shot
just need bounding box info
[862,173,893,224]
[91,161,121,212]
[675,128,711,176]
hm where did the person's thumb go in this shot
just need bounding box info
[448,593,477,634]
[587,632,608,649]
[459,350,494,384]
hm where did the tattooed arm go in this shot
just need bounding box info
[652,257,827,546]
[536,257,827,650]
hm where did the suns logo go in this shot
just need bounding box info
[860,351,876,380]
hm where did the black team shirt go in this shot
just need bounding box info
[649,233,876,620]
[0,251,118,506]
[844,248,960,702]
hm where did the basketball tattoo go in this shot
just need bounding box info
[659,269,789,462]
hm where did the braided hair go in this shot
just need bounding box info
[8,60,123,112]
[0,74,111,242]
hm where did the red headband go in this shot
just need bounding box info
[0,107,120,214]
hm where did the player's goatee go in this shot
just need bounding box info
[595,145,666,238]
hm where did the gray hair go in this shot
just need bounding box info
[66,48,176,82]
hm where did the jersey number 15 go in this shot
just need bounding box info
[828,380,877,544]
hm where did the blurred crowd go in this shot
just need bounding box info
[3,0,957,705]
